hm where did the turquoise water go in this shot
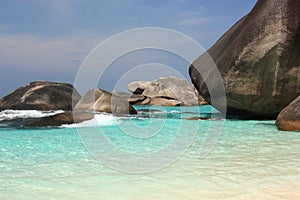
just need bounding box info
[0,106,299,200]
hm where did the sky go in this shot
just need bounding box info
[0,0,257,97]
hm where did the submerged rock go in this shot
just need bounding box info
[25,112,74,127]
[0,81,81,111]
[74,89,137,115]
[24,112,95,127]
[186,117,210,120]
[128,76,206,106]
[190,0,300,118]
[276,96,300,131]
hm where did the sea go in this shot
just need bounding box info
[0,105,299,200]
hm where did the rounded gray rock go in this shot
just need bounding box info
[74,89,137,115]
[0,81,81,111]
[276,96,300,131]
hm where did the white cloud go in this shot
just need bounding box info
[178,9,208,26]
[28,0,75,20]
[178,17,209,26]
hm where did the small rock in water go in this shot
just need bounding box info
[276,96,300,131]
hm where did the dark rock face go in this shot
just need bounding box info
[0,81,81,111]
[128,94,147,104]
[25,112,95,127]
[128,81,151,95]
[186,117,210,121]
[24,112,96,127]
[128,77,206,106]
[276,96,300,131]
[74,89,137,115]
[111,91,147,105]
[190,0,300,118]
[25,112,74,127]
[147,97,181,106]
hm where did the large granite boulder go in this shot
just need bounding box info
[74,89,137,115]
[276,96,300,131]
[0,81,81,111]
[128,76,206,106]
[189,0,300,118]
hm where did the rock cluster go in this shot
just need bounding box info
[2,0,299,128]
[0,81,138,127]
[128,76,206,106]
[0,77,207,126]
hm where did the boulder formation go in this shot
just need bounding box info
[189,0,300,118]
[128,76,206,106]
[0,81,81,111]
[276,96,300,131]
[74,89,137,115]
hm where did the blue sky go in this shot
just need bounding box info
[0,0,257,97]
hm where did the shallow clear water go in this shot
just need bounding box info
[0,106,299,200]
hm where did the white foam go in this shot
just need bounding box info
[0,110,64,122]
[62,113,120,128]
[170,110,180,114]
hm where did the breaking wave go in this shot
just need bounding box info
[0,109,64,122]
[62,113,120,128]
